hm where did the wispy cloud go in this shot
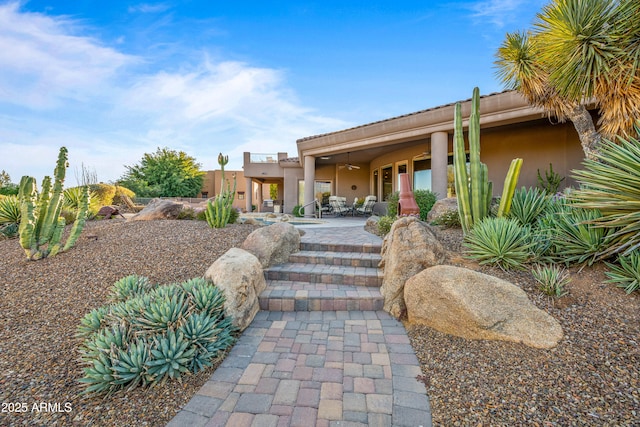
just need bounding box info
[128,3,172,14]
[0,2,347,183]
[466,0,530,28]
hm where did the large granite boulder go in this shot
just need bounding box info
[204,248,266,331]
[426,197,458,222]
[242,222,300,268]
[128,198,184,221]
[405,265,563,349]
[379,216,447,318]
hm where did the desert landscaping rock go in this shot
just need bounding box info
[241,222,300,268]
[426,197,458,222]
[405,264,564,349]
[204,247,266,331]
[128,198,185,221]
[379,216,447,318]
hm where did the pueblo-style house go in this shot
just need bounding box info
[240,90,586,215]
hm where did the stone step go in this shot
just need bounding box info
[289,250,382,268]
[300,241,382,254]
[259,280,384,311]
[264,263,383,287]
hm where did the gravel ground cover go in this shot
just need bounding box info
[0,219,257,427]
[1,220,638,426]
[409,226,639,426]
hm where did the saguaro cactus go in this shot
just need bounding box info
[453,87,522,233]
[18,147,89,260]
[205,153,237,228]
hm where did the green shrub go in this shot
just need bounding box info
[386,190,437,221]
[90,183,116,207]
[386,192,399,217]
[463,216,532,270]
[77,276,236,396]
[377,215,395,236]
[537,163,565,194]
[431,210,461,228]
[196,209,207,221]
[532,264,570,297]
[414,189,437,221]
[509,187,548,227]
[292,205,303,217]
[605,250,640,294]
[0,183,18,196]
[0,195,20,224]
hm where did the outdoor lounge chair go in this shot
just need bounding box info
[354,195,377,216]
[329,196,352,216]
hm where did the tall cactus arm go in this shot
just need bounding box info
[63,185,90,251]
[497,158,523,217]
[47,217,67,258]
[469,87,485,222]
[453,102,472,233]
[40,147,68,242]
[35,176,52,245]
[18,176,39,259]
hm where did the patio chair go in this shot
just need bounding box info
[355,195,377,216]
[329,196,352,216]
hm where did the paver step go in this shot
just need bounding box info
[289,250,382,268]
[300,241,382,254]
[264,263,383,287]
[259,280,384,311]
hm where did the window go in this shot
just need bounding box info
[237,192,245,200]
[201,192,208,198]
[413,158,431,191]
[381,165,393,201]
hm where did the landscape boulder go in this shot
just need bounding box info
[405,265,564,349]
[204,248,266,331]
[128,198,184,221]
[379,216,447,318]
[97,205,124,219]
[426,197,458,222]
[364,215,380,236]
[242,222,300,268]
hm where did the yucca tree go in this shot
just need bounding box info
[495,0,640,160]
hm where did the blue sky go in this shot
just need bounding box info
[0,0,547,184]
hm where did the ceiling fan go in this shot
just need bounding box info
[339,152,361,170]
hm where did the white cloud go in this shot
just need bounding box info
[0,2,348,183]
[467,0,529,28]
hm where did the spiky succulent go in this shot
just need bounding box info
[146,329,195,384]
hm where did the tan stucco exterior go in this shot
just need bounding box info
[242,90,589,215]
[198,170,247,211]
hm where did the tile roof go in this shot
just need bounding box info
[296,90,513,143]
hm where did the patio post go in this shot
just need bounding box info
[304,155,315,217]
[245,177,253,213]
[431,131,449,199]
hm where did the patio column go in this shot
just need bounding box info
[245,177,253,213]
[303,155,315,217]
[431,131,449,199]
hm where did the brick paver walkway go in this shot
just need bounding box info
[168,222,432,427]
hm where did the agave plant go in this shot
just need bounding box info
[0,195,20,224]
[113,339,151,390]
[137,293,190,332]
[571,132,640,258]
[605,250,640,294]
[108,275,154,303]
[146,329,195,385]
[532,264,570,297]
[79,352,118,395]
[463,216,533,270]
[77,306,109,339]
[509,187,549,227]
[182,278,226,317]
